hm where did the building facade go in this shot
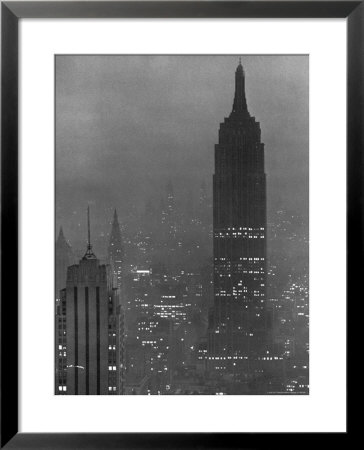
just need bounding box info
[208,61,267,383]
[56,209,124,394]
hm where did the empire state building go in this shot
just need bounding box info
[208,60,267,383]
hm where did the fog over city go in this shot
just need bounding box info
[56,55,308,256]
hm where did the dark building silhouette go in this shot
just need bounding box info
[55,226,74,299]
[108,209,124,290]
[56,207,124,395]
[208,61,267,384]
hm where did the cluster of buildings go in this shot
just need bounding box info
[55,61,309,395]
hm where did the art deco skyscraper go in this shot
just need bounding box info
[208,60,267,382]
[108,209,124,290]
[56,207,124,395]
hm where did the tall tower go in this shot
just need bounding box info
[208,60,267,383]
[108,209,124,290]
[56,207,124,395]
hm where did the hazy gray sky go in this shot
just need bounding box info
[56,55,308,237]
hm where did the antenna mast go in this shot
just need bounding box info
[83,205,96,259]
[87,205,91,251]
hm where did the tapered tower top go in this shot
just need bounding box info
[56,226,72,252]
[57,226,67,245]
[231,58,249,116]
[113,208,118,223]
[109,208,123,246]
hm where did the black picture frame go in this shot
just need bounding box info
[1,1,358,448]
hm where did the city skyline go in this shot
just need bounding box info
[56,56,309,395]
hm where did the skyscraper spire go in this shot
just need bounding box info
[56,226,73,257]
[111,208,121,234]
[83,205,97,259]
[87,206,91,250]
[57,226,67,245]
[231,58,248,116]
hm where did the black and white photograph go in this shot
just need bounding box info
[55,55,309,396]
